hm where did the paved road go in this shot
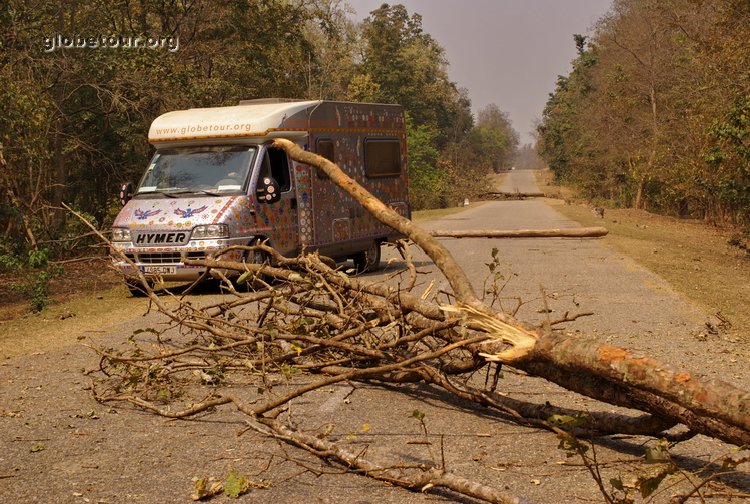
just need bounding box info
[2,170,748,503]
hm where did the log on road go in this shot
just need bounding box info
[429,227,609,239]
[480,191,546,199]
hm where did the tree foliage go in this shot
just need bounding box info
[537,0,750,225]
[355,3,511,209]
[469,104,519,173]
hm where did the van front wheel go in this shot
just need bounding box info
[352,241,381,274]
[237,239,271,289]
[125,278,151,297]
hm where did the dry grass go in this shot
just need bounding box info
[536,170,750,336]
[0,259,144,360]
[411,201,487,223]
[0,283,144,360]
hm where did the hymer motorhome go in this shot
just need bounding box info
[111,99,410,293]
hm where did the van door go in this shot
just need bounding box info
[252,145,299,255]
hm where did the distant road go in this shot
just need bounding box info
[495,168,543,194]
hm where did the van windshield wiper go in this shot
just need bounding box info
[170,189,223,197]
[137,188,224,197]
[136,190,178,198]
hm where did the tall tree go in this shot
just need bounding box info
[302,0,358,99]
[355,3,465,143]
[537,35,598,186]
[354,3,478,208]
[697,0,750,224]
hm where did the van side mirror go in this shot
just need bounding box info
[119,182,134,206]
[256,176,281,204]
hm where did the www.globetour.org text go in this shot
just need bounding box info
[43,34,179,53]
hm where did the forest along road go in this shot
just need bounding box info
[1,170,748,503]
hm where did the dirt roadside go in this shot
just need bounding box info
[535,169,750,338]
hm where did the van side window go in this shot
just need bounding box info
[263,147,291,192]
[316,139,334,178]
[365,139,401,177]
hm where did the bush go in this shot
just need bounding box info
[3,247,62,312]
[728,232,750,258]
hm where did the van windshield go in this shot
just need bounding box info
[136,146,256,196]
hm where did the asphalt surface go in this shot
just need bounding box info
[2,170,748,503]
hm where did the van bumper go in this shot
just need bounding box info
[110,240,248,282]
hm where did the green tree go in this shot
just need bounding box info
[469,104,519,173]
[537,35,598,186]
[406,116,446,209]
[354,3,480,208]
[302,0,359,99]
[694,0,750,225]
[355,3,465,144]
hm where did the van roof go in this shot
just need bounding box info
[149,99,322,145]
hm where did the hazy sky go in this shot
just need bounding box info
[346,0,613,144]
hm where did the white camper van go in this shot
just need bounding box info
[111,99,410,294]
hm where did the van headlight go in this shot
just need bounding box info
[191,224,229,239]
[111,227,132,242]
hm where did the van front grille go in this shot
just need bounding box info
[138,253,181,264]
[186,252,207,261]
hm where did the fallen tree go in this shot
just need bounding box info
[479,191,546,199]
[86,140,750,502]
[429,227,609,239]
[269,138,750,448]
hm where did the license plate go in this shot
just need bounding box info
[142,266,177,275]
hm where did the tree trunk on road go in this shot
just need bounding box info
[429,227,609,239]
[480,191,545,199]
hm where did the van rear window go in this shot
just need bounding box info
[365,139,401,177]
[317,139,335,162]
[315,139,334,179]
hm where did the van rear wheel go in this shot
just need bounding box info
[352,241,381,274]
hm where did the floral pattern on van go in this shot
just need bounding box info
[305,132,408,247]
[250,193,297,253]
[293,162,314,247]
